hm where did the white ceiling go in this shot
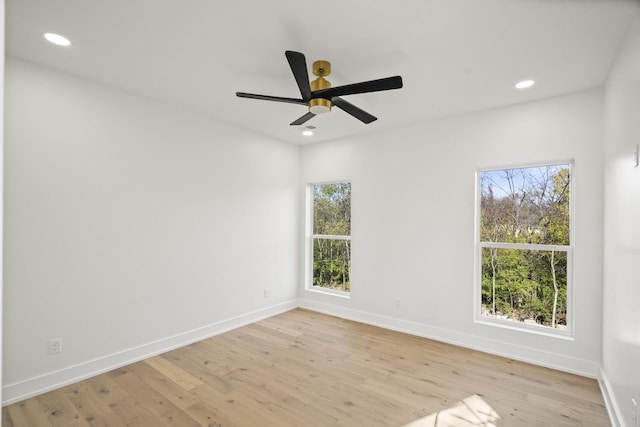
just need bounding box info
[6,0,639,145]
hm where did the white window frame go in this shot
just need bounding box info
[305,181,351,298]
[474,161,574,339]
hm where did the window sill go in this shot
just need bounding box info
[474,317,574,340]
[306,286,351,299]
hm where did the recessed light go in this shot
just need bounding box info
[515,80,535,89]
[43,32,71,47]
[302,130,313,136]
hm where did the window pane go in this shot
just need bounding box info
[313,183,351,236]
[481,247,567,329]
[480,165,570,245]
[313,238,351,292]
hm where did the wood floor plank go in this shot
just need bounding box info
[224,362,338,426]
[190,383,282,427]
[62,384,128,427]
[81,372,129,407]
[2,308,612,426]
[35,390,89,427]
[183,401,241,427]
[143,355,204,391]
[108,396,172,427]
[160,347,237,395]
[4,398,53,427]
[108,367,200,426]
[128,360,200,410]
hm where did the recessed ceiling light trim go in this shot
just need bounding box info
[515,79,535,89]
[43,32,71,47]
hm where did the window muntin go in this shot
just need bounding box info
[477,163,572,334]
[309,182,351,293]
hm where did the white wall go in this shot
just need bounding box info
[602,12,640,427]
[299,89,605,377]
[2,58,300,403]
[1,0,6,412]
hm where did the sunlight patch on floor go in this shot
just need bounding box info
[403,395,500,427]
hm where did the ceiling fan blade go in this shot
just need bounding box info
[285,50,312,101]
[290,111,315,126]
[313,75,403,99]
[236,92,306,105]
[332,97,377,124]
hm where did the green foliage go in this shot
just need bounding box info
[313,183,351,291]
[313,238,351,291]
[481,248,567,326]
[314,182,351,235]
[480,165,570,328]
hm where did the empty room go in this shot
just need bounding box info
[2,0,640,426]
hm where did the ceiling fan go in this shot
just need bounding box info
[236,50,403,126]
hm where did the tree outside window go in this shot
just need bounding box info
[310,182,351,292]
[478,164,571,331]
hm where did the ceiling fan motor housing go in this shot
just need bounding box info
[309,60,332,114]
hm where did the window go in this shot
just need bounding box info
[476,163,572,334]
[307,182,351,294]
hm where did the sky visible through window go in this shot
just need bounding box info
[481,164,569,200]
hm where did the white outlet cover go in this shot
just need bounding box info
[48,338,62,354]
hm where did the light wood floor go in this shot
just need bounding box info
[2,308,610,426]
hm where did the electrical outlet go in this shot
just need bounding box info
[48,338,62,355]
[263,289,270,298]
[632,398,638,427]
[395,298,400,309]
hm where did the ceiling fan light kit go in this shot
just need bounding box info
[236,50,403,126]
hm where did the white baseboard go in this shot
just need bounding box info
[297,298,599,378]
[2,300,298,406]
[599,368,622,427]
